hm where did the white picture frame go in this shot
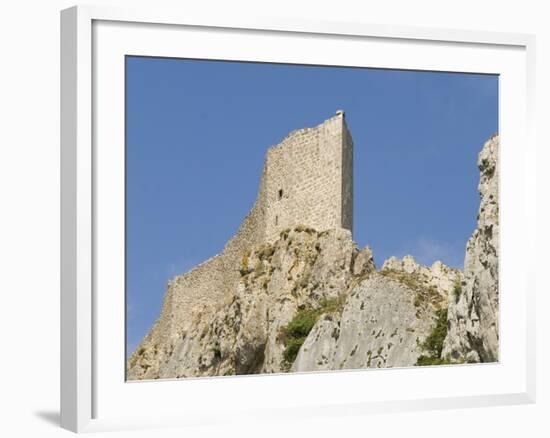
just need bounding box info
[60,4,537,433]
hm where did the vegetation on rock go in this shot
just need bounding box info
[379,268,445,316]
[416,307,450,366]
[279,297,346,368]
[453,279,462,304]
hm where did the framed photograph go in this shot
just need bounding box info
[61,5,536,433]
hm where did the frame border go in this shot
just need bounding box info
[60,4,536,433]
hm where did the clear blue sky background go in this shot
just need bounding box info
[126,56,498,356]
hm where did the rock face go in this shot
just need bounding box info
[381,256,462,308]
[292,257,462,371]
[442,135,499,363]
[127,113,354,380]
[127,227,463,379]
[128,228,375,379]
[126,118,499,379]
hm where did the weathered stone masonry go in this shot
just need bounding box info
[128,112,354,375]
[263,110,353,241]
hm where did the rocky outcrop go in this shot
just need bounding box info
[292,274,437,371]
[381,256,463,309]
[127,227,376,379]
[127,226,463,378]
[292,256,462,371]
[442,135,499,363]
[127,132,500,379]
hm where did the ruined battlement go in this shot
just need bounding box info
[262,111,353,241]
[128,112,355,371]
[222,111,353,287]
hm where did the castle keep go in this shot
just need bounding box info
[220,111,353,277]
[130,112,354,365]
[262,110,353,241]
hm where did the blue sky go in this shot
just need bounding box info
[125,57,498,356]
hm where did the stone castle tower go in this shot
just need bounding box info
[233,110,353,248]
[128,112,354,372]
[262,110,353,241]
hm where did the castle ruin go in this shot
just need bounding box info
[225,110,353,250]
[131,112,354,362]
[128,113,500,380]
[262,109,353,241]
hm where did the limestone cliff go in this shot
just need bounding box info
[128,227,372,378]
[442,135,500,363]
[126,124,500,379]
[127,228,462,379]
[292,256,461,371]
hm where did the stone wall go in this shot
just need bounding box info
[218,111,354,298]
[127,112,355,377]
[174,111,353,336]
[264,111,353,241]
[126,253,229,379]
[341,119,354,232]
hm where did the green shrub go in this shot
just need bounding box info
[422,308,448,357]
[453,280,462,304]
[280,296,346,368]
[416,307,449,366]
[284,308,319,339]
[282,338,304,363]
